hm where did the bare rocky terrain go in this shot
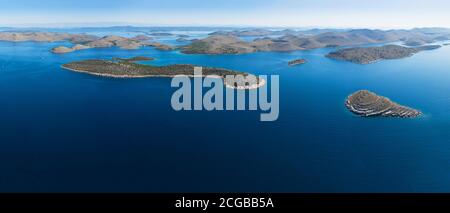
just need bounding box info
[346,90,421,118]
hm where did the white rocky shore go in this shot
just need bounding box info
[345,90,421,118]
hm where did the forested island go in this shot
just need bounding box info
[61,57,264,89]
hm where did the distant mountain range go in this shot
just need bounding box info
[1,27,449,55]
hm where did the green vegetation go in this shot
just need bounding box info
[181,41,211,54]
[61,58,247,77]
[326,45,441,64]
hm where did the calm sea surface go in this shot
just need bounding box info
[0,33,449,192]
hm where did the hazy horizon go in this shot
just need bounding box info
[1,0,450,29]
[1,23,450,31]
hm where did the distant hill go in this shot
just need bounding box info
[0,32,175,53]
[2,27,449,55]
[181,28,450,54]
[326,44,441,64]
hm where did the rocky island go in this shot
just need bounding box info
[51,44,92,54]
[326,45,441,64]
[61,57,264,89]
[345,90,421,118]
[52,35,174,53]
[288,59,307,66]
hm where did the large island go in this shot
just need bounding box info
[0,32,174,54]
[51,35,174,53]
[345,90,421,118]
[61,57,264,89]
[326,45,441,64]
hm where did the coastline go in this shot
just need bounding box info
[61,65,266,89]
[344,91,422,118]
[61,65,181,78]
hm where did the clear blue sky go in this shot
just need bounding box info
[1,0,449,28]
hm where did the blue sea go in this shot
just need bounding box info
[0,31,449,192]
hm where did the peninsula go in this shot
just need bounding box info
[345,90,421,118]
[326,45,441,64]
[61,57,264,89]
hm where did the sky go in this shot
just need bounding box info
[0,0,450,29]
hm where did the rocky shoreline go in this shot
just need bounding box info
[345,90,421,118]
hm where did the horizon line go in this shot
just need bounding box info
[1,23,449,31]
